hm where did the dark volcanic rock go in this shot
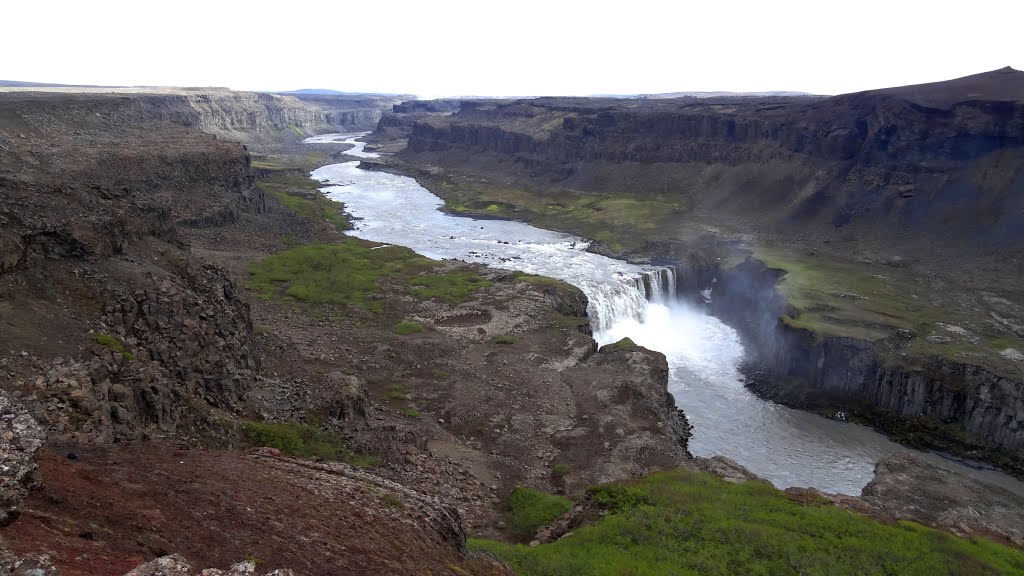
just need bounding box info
[0,393,45,527]
[21,261,260,444]
[125,555,294,576]
[862,452,1024,546]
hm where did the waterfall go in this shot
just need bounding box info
[587,267,677,333]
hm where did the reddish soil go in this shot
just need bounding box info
[2,445,507,576]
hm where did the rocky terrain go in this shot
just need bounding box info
[0,89,690,573]
[371,68,1024,475]
[2,81,1023,575]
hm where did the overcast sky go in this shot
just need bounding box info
[4,0,1021,97]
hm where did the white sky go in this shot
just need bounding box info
[3,0,1021,97]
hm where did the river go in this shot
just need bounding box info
[305,132,1024,496]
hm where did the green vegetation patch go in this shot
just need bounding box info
[551,463,571,479]
[393,320,425,335]
[385,384,409,400]
[600,337,637,351]
[471,469,1024,575]
[409,271,491,302]
[432,176,686,254]
[246,241,490,311]
[490,335,516,345]
[397,407,422,418]
[258,168,351,231]
[751,247,1024,379]
[90,332,134,360]
[503,487,573,538]
[242,420,378,467]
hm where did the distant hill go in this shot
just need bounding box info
[274,88,353,95]
[272,88,412,97]
[590,90,819,99]
[854,66,1024,108]
[0,80,108,88]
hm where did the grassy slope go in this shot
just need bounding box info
[430,175,685,254]
[752,246,1024,379]
[474,470,1024,576]
[256,163,353,232]
[246,240,490,312]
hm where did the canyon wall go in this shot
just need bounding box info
[403,68,1024,252]
[0,92,265,443]
[685,257,1024,474]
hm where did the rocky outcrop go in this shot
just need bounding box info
[0,394,50,576]
[689,455,766,484]
[862,452,1024,546]
[0,96,261,272]
[125,556,293,576]
[0,445,501,576]
[0,552,58,576]
[24,262,258,443]
[0,394,44,527]
[0,93,265,444]
[702,255,1024,474]
[556,345,692,487]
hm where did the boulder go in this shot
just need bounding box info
[0,393,45,527]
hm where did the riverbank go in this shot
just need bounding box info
[249,140,1024,550]
[366,107,1024,478]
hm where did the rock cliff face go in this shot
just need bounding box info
[180,91,401,144]
[395,69,1024,474]
[695,256,1024,473]
[24,262,259,444]
[862,452,1024,546]
[404,67,1024,253]
[0,92,265,444]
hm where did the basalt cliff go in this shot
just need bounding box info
[380,67,1024,474]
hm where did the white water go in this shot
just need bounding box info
[305,133,1024,496]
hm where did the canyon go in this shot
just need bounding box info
[372,67,1024,476]
[1,71,1023,575]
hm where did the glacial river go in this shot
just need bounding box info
[306,132,1024,496]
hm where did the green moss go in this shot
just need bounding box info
[428,175,687,254]
[90,333,134,360]
[394,320,424,335]
[409,272,492,303]
[431,369,450,379]
[258,169,351,231]
[384,385,409,400]
[600,337,637,351]
[241,421,378,467]
[252,154,351,231]
[514,272,576,291]
[381,493,404,508]
[503,487,573,538]
[471,469,1024,575]
[750,247,1024,380]
[397,407,422,418]
[247,241,489,312]
[490,335,516,345]
[551,463,571,479]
